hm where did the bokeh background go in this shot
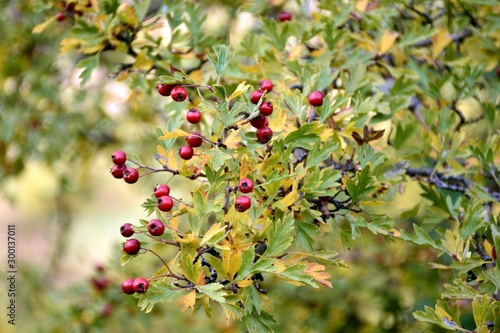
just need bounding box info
[0,0,479,332]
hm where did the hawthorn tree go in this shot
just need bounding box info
[31,0,500,332]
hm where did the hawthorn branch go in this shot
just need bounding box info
[412,29,473,47]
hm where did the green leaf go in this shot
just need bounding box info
[442,279,480,299]
[196,283,227,303]
[276,264,317,288]
[307,140,339,169]
[482,268,500,290]
[472,295,493,328]
[460,200,487,240]
[284,123,321,149]
[135,281,179,313]
[76,54,99,86]
[399,224,443,251]
[242,285,262,315]
[263,214,295,257]
[243,309,278,333]
[345,164,376,203]
[207,44,235,83]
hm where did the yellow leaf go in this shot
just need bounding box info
[33,17,55,34]
[117,3,138,27]
[200,223,226,245]
[304,263,332,288]
[379,30,399,55]
[432,28,453,59]
[268,107,287,132]
[169,217,179,232]
[167,149,178,170]
[225,129,242,149]
[160,128,189,139]
[222,249,242,281]
[177,290,196,312]
[228,82,251,102]
[60,38,81,53]
[239,155,252,180]
[281,191,299,207]
[319,128,334,142]
[188,69,203,83]
[356,0,369,12]
[237,278,253,288]
[133,51,154,71]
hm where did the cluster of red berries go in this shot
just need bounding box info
[154,184,174,212]
[249,80,275,144]
[157,83,188,102]
[110,150,140,184]
[121,277,149,294]
[179,109,202,160]
[234,178,254,212]
[55,0,92,22]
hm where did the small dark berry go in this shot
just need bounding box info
[186,108,201,124]
[234,195,251,212]
[91,277,109,291]
[308,90,324,106]
[186,132,203,147]
[259,101,274,116]
[133,277,149,293]
[110,164,127,179]
[250,116,268,128]
[120,223,135,237]
[278,11,292,22]
[123,238,141,255]
[258,79,273,92]
[157,195,174,212]
[157,83,176,96]
[56,12,66,22]
[171,86,187,102]
[111,150,127,165]
[496,67,500,78]
[101,303,112,317]
[123,167,139,184]
[250,90,264,104]
[238,178,254,193]
[147,219,165,236]
[179,145,194,160]
[493,247,497,260]
[154,184,170,198]
[256,126,273,144]
[121,278,135,294]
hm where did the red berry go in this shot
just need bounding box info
[238,178,254,193]
[496,67,500,78]
[123,238,141,255]
[123,167,139,184]
[120,223,134,237]
[154,184,170,198]
[91,277,109,291]
[258,79,273,92]
[157,83,176,97]
[179,145,194,160]
[110,164,127,179]
[101,303,112,317]
[259,101,274,116]
[157,195,174,212]
[256,126,273,144]
[55,12,66,22]
[186,132,203,147]
[308,90,324,106]
[171,86,187,102]
[250,116,268,128]
[186,108,201,124]
[250,90,264,104]
[121,278,135,294]
[111,150,127,165]
[147,219,165,236]
[278,11,292,22]
[493,247,497,260]
[133,277,149,293]
[234,195,251,212]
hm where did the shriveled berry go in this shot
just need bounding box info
[111,150,127,165]
[123,167,139,184]
[120,223,134,237]
[186,132,202,147]
[250,116,268,128]
[154,184,170,198]
[147,219,165,236]
[110,164,127,179]
[157,83,176,96]
[179,145,194,160]
[259,101,274,116]
[250,90,264,104]
[238,178,254,193]
[308,90,324,106]
[123,238,141,255]
[171,86,187,102]
[157,195,174,212]
[234,195,251,212]
[133,277,149,293]
[186,108,201,124]
[256,126,273,144]
[121,278,135,294]
[258,79,273,92]
[278,11,292,22]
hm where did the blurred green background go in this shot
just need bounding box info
[0,0,468,332]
